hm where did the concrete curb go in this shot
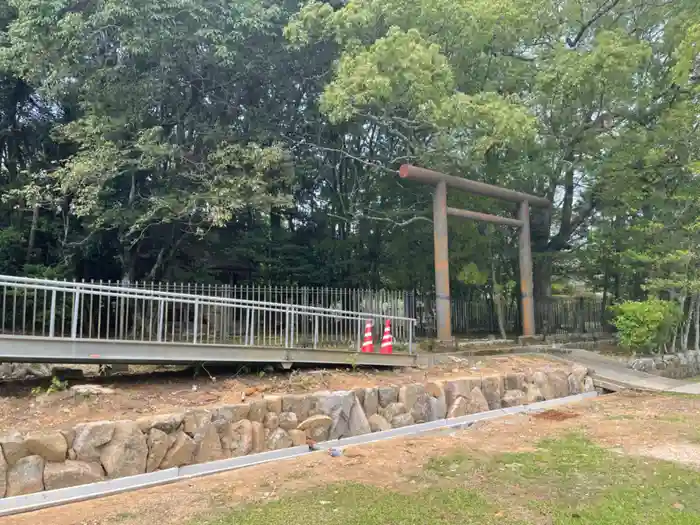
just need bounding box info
[0,392,598,518]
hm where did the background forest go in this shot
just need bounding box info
[0,0,698,339]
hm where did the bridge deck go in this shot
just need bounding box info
[0,336,416,368]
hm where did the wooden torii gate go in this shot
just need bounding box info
[399,165,551,341]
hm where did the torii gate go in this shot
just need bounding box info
[399,165,551,341]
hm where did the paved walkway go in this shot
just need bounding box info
[553,348,700,394]
[422,346,700,394]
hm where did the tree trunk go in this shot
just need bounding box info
[533,255,552,299]
[121,248,136,283]
[530,207,552,302]
[25,203,40,263]
[491,258,507,340]
[694,294,700,352]
[268,208,283,282]
[119,172,139,282]
[147,233,185,281]
[601,262,611,329]
[682,294,696,351]
[671,292,686,353]
[146,247,167,281]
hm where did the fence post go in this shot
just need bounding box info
[193,300,199,344]
[284,307,290,348]
[244,307,251,346]
[49,290,57,338]
[70,289,81,339]
[313,314,319,349]
[248,308,255,346]
[157,300,165,342]
[304,287,309,340]
[290,307,296,348]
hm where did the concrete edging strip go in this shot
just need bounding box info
[0,391,598,517]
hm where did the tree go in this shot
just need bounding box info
[3,0,297,281]
[286,0,694,300]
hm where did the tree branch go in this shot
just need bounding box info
[549,193,597,251]
[284,136,397,174]
[329,212,432,229]
[567,0,622,48]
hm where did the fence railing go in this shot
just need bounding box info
[0,276,416,353]
[119,283,604,337]
[0,275,606,348]
[535,297,605,336]
[129,282,606,337]
[399,290,604,337]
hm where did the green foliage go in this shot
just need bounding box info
[31,376,68,397]
[536,29,652,102]
[12,0,292,266]
[551,281,576,297]
[320,27,455,123]
[673,21,700,86]
[611,299,683,354]
[457,263,487,287]
[346,352,358,372]
[21,263,71,280]
[0,228,24,274]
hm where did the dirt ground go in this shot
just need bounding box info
[0,354,567,432]
[5,392,700,525]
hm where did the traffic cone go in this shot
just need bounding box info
[361,319,374,353]
[380,319,393,354]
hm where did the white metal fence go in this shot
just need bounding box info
[0,275,416,353]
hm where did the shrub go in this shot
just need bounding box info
[611,299,682,354]
[31,376,68,397]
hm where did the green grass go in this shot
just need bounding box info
[605,413,637,421]
[114,512,137,522]
[194,435,700,525]
[200,484,520,525]
[654,414,690,423]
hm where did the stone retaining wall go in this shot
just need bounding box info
[559,339,616,351]
[629,351,700,379]
[543,332,611,344]
[0,364,593,498]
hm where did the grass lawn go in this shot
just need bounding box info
[196,434,700,525]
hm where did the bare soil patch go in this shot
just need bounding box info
[5,392,700,525]
[0,354,563,433]
[531,409,580,421]
[632,443,700,468]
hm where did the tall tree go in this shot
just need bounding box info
[3,0,297,281]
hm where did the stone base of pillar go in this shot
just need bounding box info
[518,335,545,346]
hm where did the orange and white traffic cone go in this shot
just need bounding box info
[361,319,374,353]
[380,319,393,354]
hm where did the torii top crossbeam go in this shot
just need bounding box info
[399,165,550,207]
